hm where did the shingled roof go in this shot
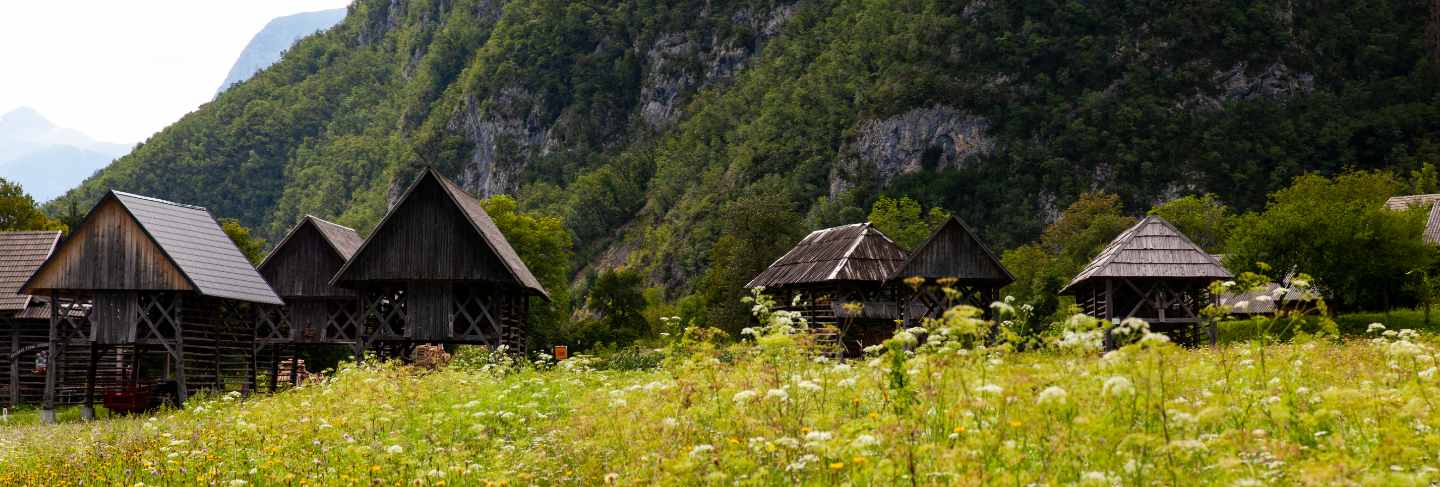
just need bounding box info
[331,168,548,299]
[22,191,283,305]
[260,215,363,270]
[0,231,60,314]
[1060,216,1232,294]
[1384,194,1440,245]
[747,223,909,289]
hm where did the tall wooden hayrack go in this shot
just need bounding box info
[746,222,910,353]
[331,168,548,358]
[21,191,283,422]
[256,215,365,389]
[889,216,1013,325]
[1060,216,1232,346]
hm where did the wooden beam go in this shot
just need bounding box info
[41,291,59,424]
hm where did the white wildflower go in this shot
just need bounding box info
[1103,376,1134,397]
[732,390,758,403]
[851,434,879,449]
[1368,323,1386,334]
[797,380,822,392]
[766,388,790,401]
[1036,386,1068,406]
[689,444,714,457]
[976,383,1003,395]
[386,444,404,454]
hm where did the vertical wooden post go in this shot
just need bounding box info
[268,345,280,393]
[288,346,299,386]
[8,317,18,408]
[172,294,189,406]
[41,292,59,424]
[82,345,99,420]
[353,295,366,364]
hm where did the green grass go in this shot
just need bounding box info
[2,329,1440,485]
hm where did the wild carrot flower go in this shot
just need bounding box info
[1037,386,1068,406]
[1103,376,1134,397]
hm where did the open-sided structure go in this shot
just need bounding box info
[889,216,1013,325]
[257,215,365,389]
[332,168,547,356]
[21,191,282,421]
[746,223,910,350]
[0,231,93,408]
[1060,216,1231,345]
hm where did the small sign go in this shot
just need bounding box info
[553,345,568,361]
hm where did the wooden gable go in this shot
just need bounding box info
[259,216,358,299]
[891,216,1013,284]
[332,170,518,287]
[24,196,191,293]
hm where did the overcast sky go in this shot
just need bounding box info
[0,1,352,144]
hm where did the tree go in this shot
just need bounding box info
[698,187,803,334]
[1148,194,1234,253]
[1001,193,1136,322]
[219,219,267,265]
[1226,171,1435,310]
[0,178,65,232]
[481,194,575,348]
[582,268,650,345]
[868,196,949,249]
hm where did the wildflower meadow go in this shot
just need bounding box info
[1,289,1439,485]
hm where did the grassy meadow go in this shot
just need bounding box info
[2,309,1440,486]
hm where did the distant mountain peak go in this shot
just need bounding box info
[215,8,347,96]
[0,106,53,131]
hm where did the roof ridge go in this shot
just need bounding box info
[112,190,208,211]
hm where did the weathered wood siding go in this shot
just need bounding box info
[896,219,1010,282]
[259,223,354,299]
[26,199,191,293]
[409,283,453,341]
[92,291,139,345]
[338,177,512,283]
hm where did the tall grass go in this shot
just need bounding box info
[0,328,1436,484]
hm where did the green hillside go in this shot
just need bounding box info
[49,0,1440,297]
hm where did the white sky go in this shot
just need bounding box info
[0,1,353,144]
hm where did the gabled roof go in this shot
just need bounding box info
[331,167,548,299]
[23,191,283,305]
[259,215,363,270]
[1384,194,1440,245]
[746,223,909,288]
[1385,194,1440,211]
[1060,216,1232,294]
[0,231,60,313]
[889,216,1014,284]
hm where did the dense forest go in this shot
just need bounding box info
[45,0,1440,327]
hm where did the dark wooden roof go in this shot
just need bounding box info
[1060,215,1232,294]
[258,216,362,299]
[0,231,60,313]
[746,223,908,288]
[889,216,1013,285]
[1384,194,1440,245]
[22,191,283,305]
[331,168,549,299]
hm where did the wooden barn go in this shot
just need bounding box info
[0,231,102,408]
[746,223,910,350]
[890,216,1013,325]
[331,168,548,356]
[256,215,365,389]
[1060,216,1232,345]
[21,191,283,422]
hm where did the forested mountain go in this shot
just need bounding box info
[48,0,1440,298]
[214,8,348,96]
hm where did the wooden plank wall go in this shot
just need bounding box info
[260,223,354,299]
[340,177,511,283]
[26,198,192,293]
[902,221,1008,281]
